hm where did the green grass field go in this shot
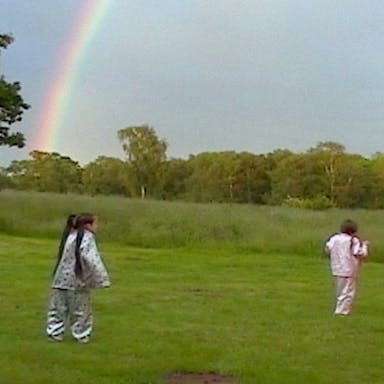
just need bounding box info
[1,230,384,384]
[1,190,384,383]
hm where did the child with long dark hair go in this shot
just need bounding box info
[46,213,110,343]
[325,219,368,315]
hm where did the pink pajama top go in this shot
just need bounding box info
[326,233,368,277]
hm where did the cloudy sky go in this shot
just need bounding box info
[1,0,384,166]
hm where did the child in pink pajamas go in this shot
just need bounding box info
[325,219,368,315]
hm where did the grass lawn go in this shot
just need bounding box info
[0,234,383,384]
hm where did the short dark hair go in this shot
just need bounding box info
[340,219,358,235]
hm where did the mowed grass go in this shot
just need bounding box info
[1,234,384,384]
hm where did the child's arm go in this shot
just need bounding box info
[352,237,369,259]
[359,240,369,258]
[324,234,336,256]
[81,232,111,288]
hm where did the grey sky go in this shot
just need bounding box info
[1,0,384,166]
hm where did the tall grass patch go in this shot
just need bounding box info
[0,190,383,261]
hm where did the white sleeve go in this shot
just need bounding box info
[325,235,336,251]
[81,233,111,288]
[351,237,368,258]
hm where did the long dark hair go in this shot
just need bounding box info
[73,213,95,278]
[52,214,77,275]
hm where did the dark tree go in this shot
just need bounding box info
[0,34,30,148]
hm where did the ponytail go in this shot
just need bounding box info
[52,214,76,276]
[74,230,84,278]
[72,213,95,278]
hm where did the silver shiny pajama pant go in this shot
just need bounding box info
[46,288,93,340]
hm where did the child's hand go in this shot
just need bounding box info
[359,240,369,259]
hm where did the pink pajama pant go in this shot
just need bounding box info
[334,276,357,315]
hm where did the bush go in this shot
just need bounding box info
[283,196,333,210]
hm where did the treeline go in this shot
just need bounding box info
[1,126,384,209]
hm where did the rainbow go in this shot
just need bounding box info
[33,0,111,151]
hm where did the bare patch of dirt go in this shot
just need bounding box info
[165,372,234,384]
[184,288,224,297]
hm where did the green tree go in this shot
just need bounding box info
[234,152,271,204]
[370,152,384,208]
[185,151,271,204]
[308,141,346,205]
[82,156,134,196]
[162,158,192,200]
[7,151,82,192]
[117,125,167,198]
[185,152,245,203]
[0,166,13,190]
[268,142,372,208]
[332,153,374,208]
[185,152,234,202]
[268,151,327,205]
[0,34,30,148]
